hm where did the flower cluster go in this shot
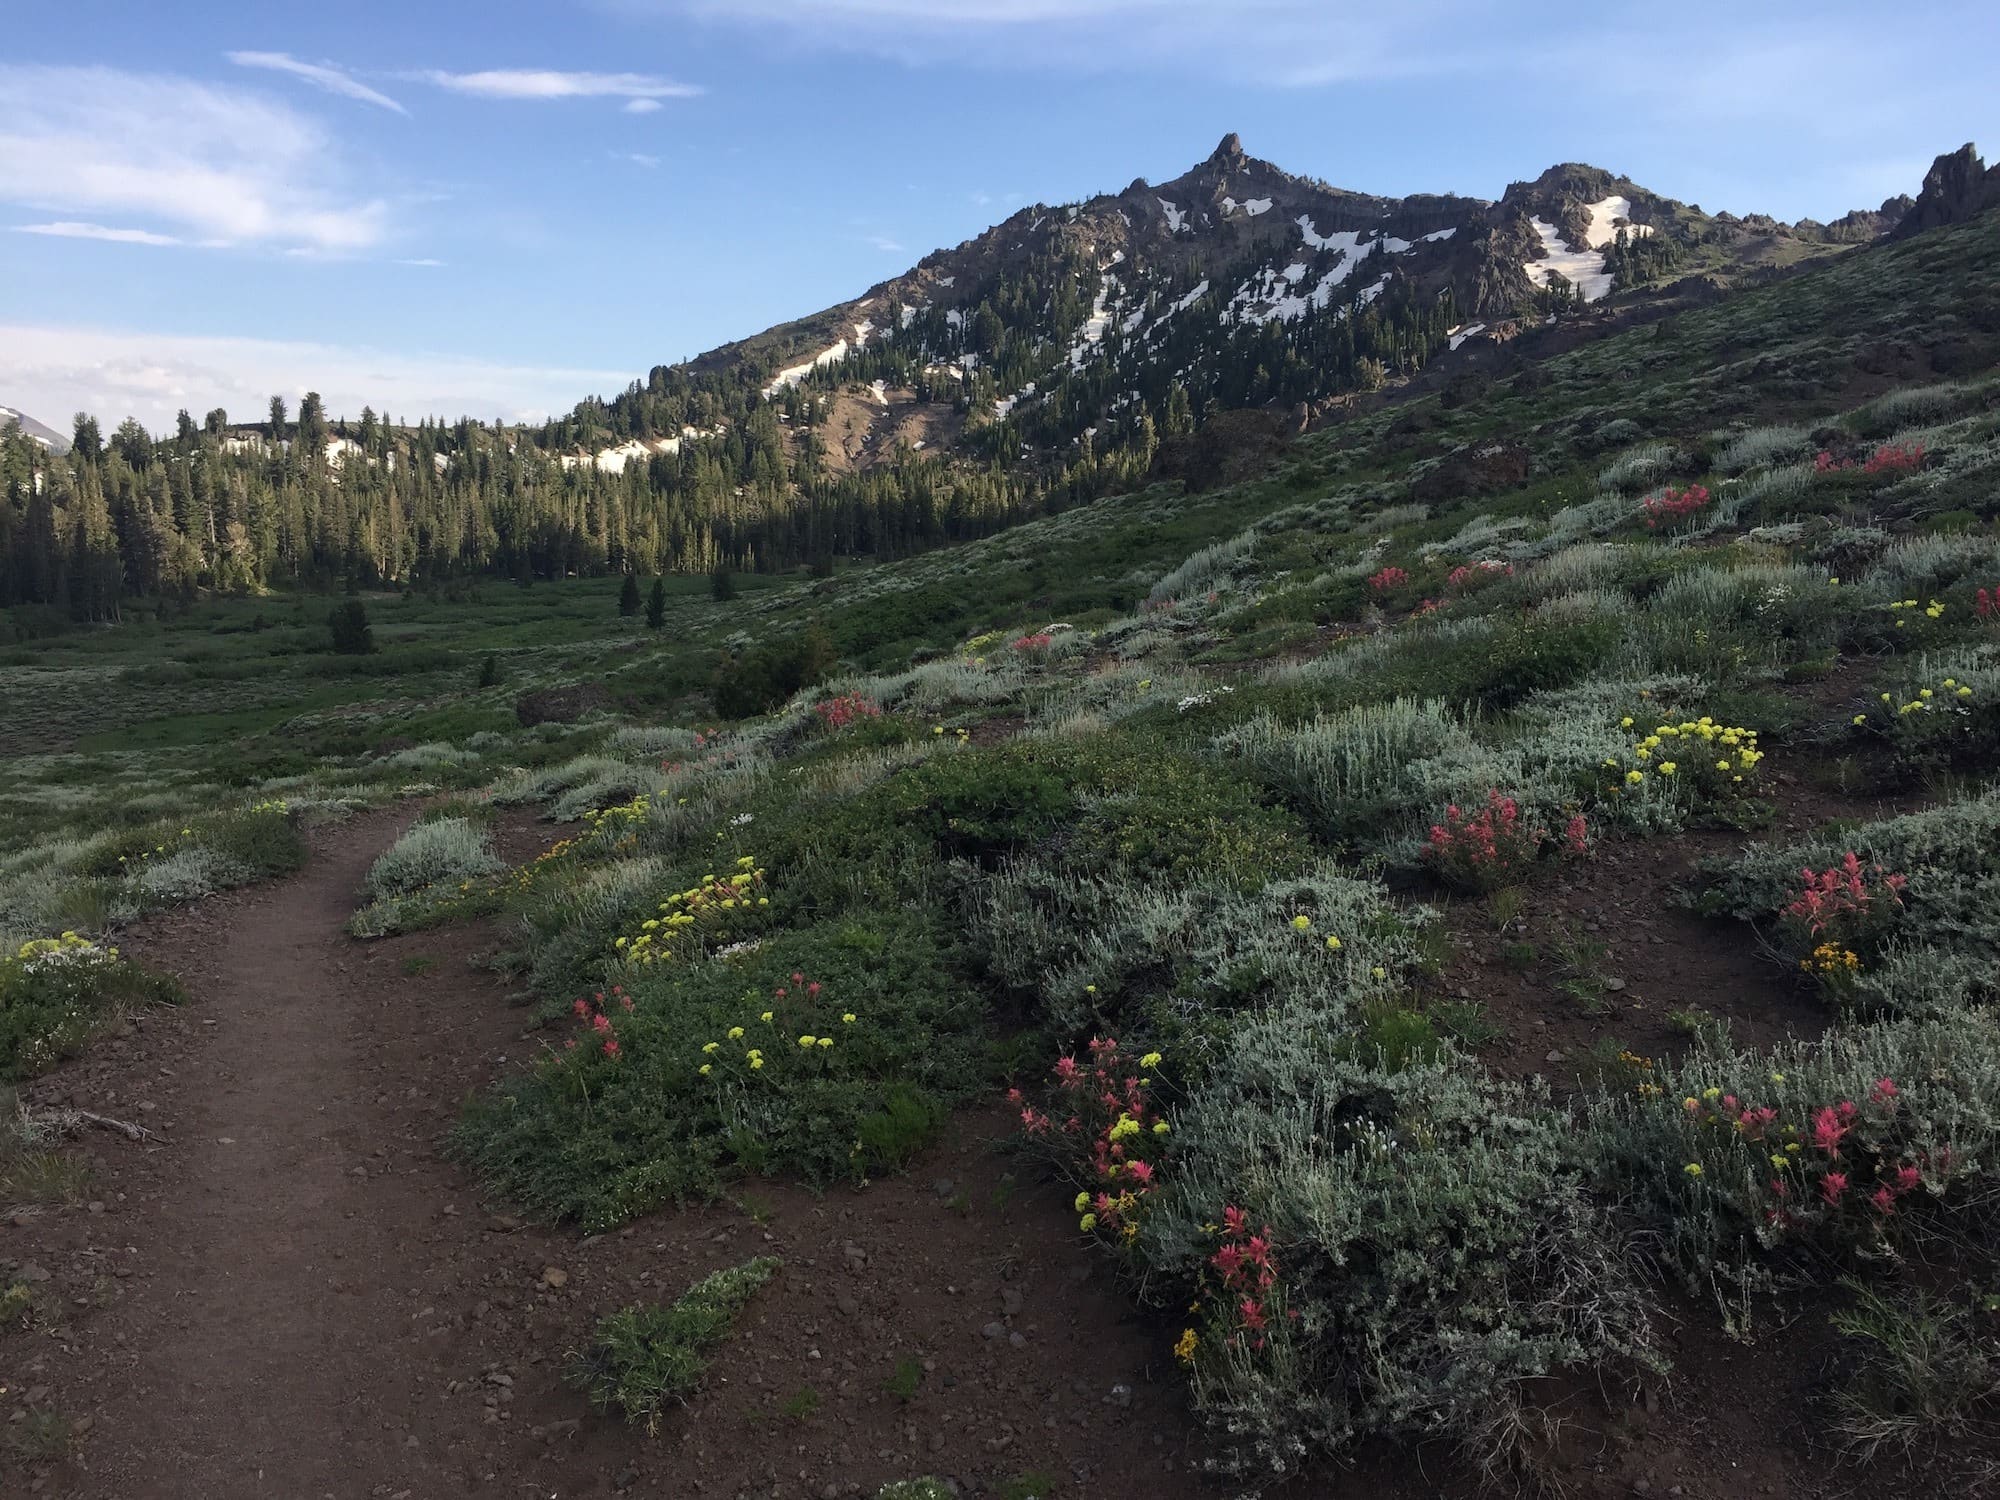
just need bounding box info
[1367,565,1409,593]
[1010,632,1054,653]
[1887,597,1947,630]
[692,971,850,1078]
[1851,677,1979,762]
[1203,1205,1288,1351]
[1176,685,1234,713]
[14,932,117,969]
[1781,854,1906,982]
[1606,713,1764,805]
[564,984,633,1060]
[1677,1076,1932,1241]
[1421,790,1586,891]
[1976,585,1999,621]
[1014,1036,1171,1252]
[1445,559,1513,592]
[582,792,652,846]
[614,856,769,966]
[1640,483,1710,528]
[1816,443,1925,476]
[813,692,883,732]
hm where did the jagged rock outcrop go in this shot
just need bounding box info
[1894,145,2000,238]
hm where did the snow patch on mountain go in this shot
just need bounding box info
[1066,274,1119,371]
[1524,218,1612,301]
[1584,195,1651,249]
[763,318,876,397]
[1159,199,1189,234]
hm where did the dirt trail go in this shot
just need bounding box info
[10,815,1318,1500]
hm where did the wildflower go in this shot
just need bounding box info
[1821,1172,1849,1206]
[1370,966,1386,979]
[727,1026,744,1040]
[1174,1328,1198,1364]
[748,1053,765,1069]
[842,1012,856,1024]
[1152,1121,1170,1137]
[799,1034,817,1048]
[1626,770,1645,785]
[1684,1163,1704,1177]
[1326,935,1342,950]
[604,1040,621,1059]
[1291,914,1311,932]
[1075,1191,1091,1212]
[702,1041,720,1054]
[1079,1213,1098,1232]
[1658,761,1677,776]
[698,1063,711,1076]
[761,1011,774,1023]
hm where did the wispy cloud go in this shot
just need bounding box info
[0,322,628,430]
[0,65,391,253]
[14,220,183,247]
[640,0,1480,82]
[865,233,906,253]
[624,98,664,114]
[225,51,407,114]
[415,69,701,102]
[395,257,446,267]
[616,152,662,169]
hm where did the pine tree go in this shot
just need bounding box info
[645,576,666,630]
[618,571,641,616]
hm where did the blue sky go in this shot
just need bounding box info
[2,0,1995,431]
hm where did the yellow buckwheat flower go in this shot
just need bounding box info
[1291,914,1311,931]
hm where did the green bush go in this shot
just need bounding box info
[571,1256,780,1427]
[1,935,184,1079]
[360,816,502,903]
[1585,1012,2000,1322]
[326,599,374,655]
[1151,1046,1658,1479]
[1693,790,2000,1017]
[454,914,985,1227]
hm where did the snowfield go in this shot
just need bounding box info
[1523,217,1612,301]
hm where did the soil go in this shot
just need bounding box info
[0,807,1966,1500]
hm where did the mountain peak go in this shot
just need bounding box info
[1209,132,1247,169]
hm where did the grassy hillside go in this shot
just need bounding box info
[7,206,2000,1493]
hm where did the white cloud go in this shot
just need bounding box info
[0,323,628,431]
[865,234,906,253]
[395,257,447,267]
[624,98,664,114]
[14,220,183,247]
[618,152,662,169]
[225,51,407,114]
[416,69,701,102]
[0,65,391,253]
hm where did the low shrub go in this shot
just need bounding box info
[571,1256,780,1428]
[1150,1047,1659,1479]
[1,934,184,1079]
[1586,1013,2000,1321]
[360,816,502,903]
[1694,792,2000,1017]
[454,915,985,1227]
